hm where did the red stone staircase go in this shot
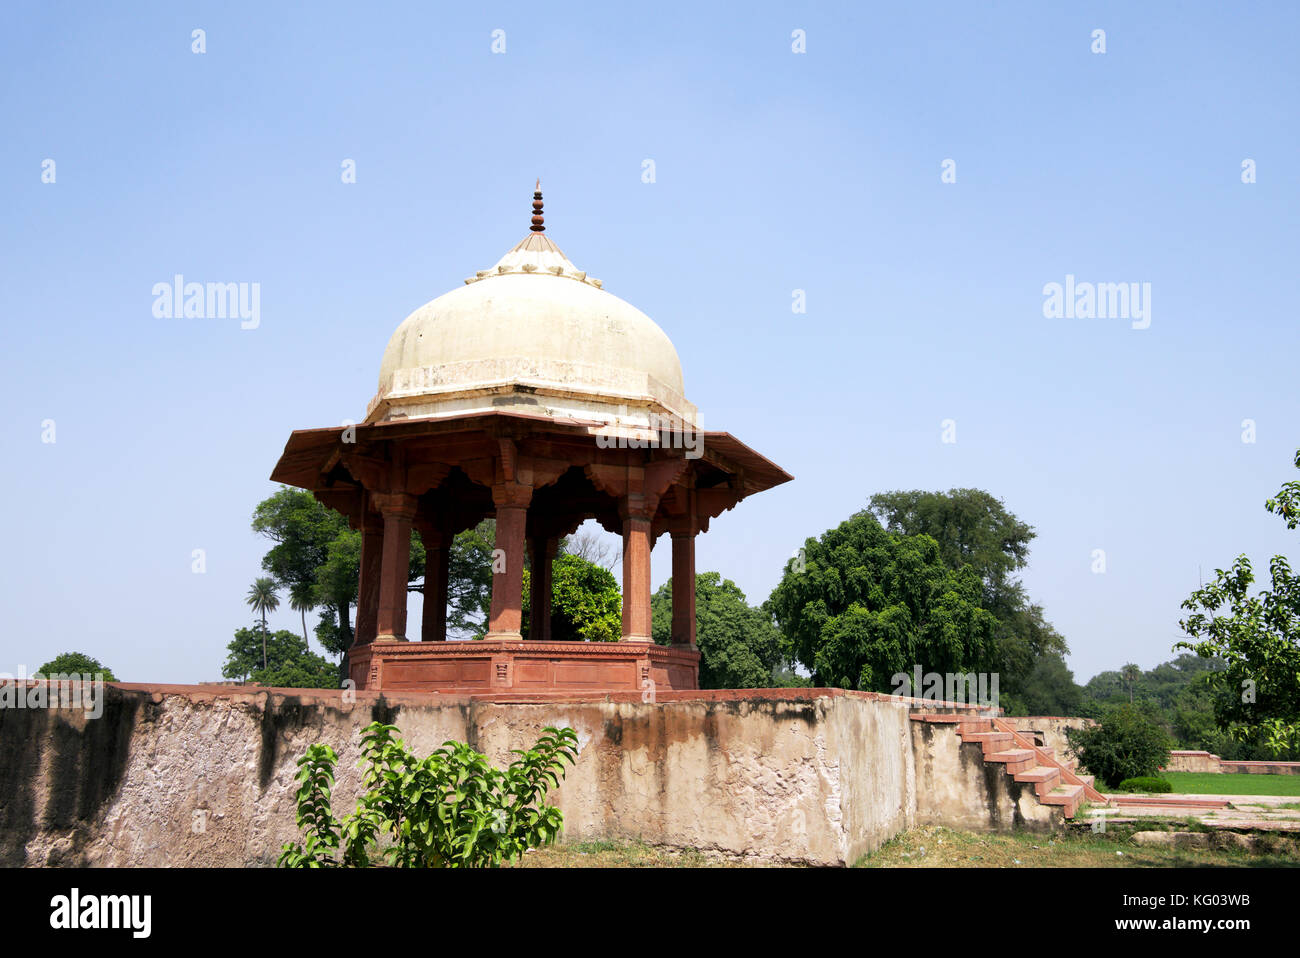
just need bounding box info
[911,711,1109,820]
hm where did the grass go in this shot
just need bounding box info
[509,839,745,868]
[506,825,1300,868]
[855,824,1300,868]
[1160,771,1300,796]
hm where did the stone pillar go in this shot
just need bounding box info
[620,498,653,643]
[418,523,449,642]
[486,484,532,640]
[527,535,558,642]
[373,491,417,642]
[670,529,696,648]
[354,508,383,647]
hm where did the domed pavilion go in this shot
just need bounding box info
[270,185,791,694]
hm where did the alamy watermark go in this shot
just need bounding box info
[596,410,703,459]
[891,666,1000,709]
[152,275,260,329]
[1042,275,1150,330]
[0,669,105,719]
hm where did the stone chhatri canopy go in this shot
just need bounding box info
[270,184,791,694]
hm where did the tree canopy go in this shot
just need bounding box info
[1178,447,1300,754]
[523,552,622,643]
[865,489,1072,713]
[223,627,339,688]
[766,511,998,691]
[652,572,784,689]
[38,652,117,682]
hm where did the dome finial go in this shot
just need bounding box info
[530,179,544,232]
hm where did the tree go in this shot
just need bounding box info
[246,577,280,670]
[866,489,1034,610]
[652,573,783,689]
[1178,447,1300,754]
[563,529,620,571]
[289,582,316,645]
[1065,704,1172,788]
[1121,663,1141,704]
[223,627,338,688]
[866,489,1073,712]
[37,652,117,682]
[446,520,495,639]
[766,511,997,690]
[251,488,425,657]
[522,553,622,642]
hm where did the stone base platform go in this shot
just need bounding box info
[347,639,700,694]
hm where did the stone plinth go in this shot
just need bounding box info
[347,640,700,694]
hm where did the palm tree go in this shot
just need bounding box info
[246,578,280,670]
[1121,663,1141,704]
[288,582,316,648]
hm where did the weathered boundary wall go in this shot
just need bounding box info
[0,683,1049,867]
[0,684,946,867]
[1163,750,1300,776]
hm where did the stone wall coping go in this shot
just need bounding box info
[2,680,994,712]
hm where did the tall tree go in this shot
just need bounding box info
[866,489,1072,712]
[246,577,280,670]
[288,582,316,645]
[652,573,783,689]
[767,511,997,690]
[1121,663,1141,704]
[251,488,425,656]
[1178,447,1300,754]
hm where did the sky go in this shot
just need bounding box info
[2,1,1297,686]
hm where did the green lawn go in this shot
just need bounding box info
[1160,771,1300,796]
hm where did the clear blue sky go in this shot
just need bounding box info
[2,1,1296,685]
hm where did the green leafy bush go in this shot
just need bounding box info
[1113,776,1173,793]
[278,721,579,868]
[1065,703,1172,788]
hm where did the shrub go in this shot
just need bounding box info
[278,721,579,868]
[1065,703,1172,788]
[1114,776,1173,793]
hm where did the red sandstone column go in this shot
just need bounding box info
[670,530,696,648]
[527,536,557,642]
[620,499,653,642]
[419,524,449,641]
[486,484,532,640]
[373,491,417,642]
[354,509,383,647]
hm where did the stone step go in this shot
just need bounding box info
[1014,765,1062,799]
[908,713,968,723]
[987,749,1037,774]
[1041,783,1085,812]
[960,731,1013,755]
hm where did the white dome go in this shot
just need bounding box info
[368,229,696,428]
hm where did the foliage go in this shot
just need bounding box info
[250,488,424,655]
[278,722,579,868]
[36,652,117,682]
[767,511,997,690]
[1177,447,1300,754]
[524,553,622,642]
[652,573,784,688]
[866,489,1073,714]
[447,520,495,639]
[223,627,338,688]
[1113,776,1173,794]
[1065,704,1172,788]
[866,488,1034,609]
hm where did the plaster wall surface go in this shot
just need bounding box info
[0,684,1054,867]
